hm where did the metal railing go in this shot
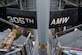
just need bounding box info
[52,24,82,55]
[0,32,33,55]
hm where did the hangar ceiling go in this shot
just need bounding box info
[0,0,82,11]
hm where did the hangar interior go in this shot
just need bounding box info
[0,0,82,55]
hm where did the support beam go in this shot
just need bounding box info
[19,0,23,10]
[63,0,78,7]
[5,1,18,6]
[36,0,50,55]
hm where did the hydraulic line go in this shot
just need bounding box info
[0,18,19,28]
